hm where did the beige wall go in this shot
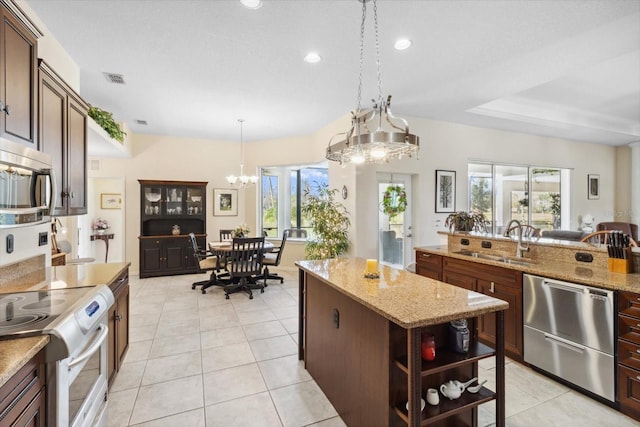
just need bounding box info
[88,116,623,274]
[19,3,625,274]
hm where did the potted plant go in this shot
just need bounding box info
[88,106,127,142]
[301,183,350,260]
[444,211,487,232]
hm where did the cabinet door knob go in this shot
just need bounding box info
[490,281,495,293]
[1,102,10,115]
[115,314,123,321]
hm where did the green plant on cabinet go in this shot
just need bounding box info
[88,106,127,142]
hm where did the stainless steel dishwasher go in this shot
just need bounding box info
[523,273,615,402]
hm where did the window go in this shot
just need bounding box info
[260,164,328,238]
[468,162,570,234]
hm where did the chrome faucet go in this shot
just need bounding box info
[503,219,530,258]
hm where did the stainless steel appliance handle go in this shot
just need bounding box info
[542,278,585,294]
[67,325,108,370]
[544,333,586,353]
[47,168,57,216]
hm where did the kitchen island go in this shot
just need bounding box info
[297,257,508,427]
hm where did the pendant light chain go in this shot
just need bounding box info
[373,0,382,105]
[356,0,367,113]
[239,119,244,166]
[325,0,419,165]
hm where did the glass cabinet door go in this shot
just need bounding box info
[186,187,203,216]
[165,186,184,216]
[143,186,163,215]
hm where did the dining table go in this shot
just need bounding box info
[203,240,275,292]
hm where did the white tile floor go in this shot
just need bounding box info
[109,269,639,426]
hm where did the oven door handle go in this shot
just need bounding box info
[67,325,109,370]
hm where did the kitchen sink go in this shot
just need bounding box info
[453,250,535,267]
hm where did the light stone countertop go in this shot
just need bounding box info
[0,336,49,388]
[0,262,130,389]
[416,245,640,292]
[296,257,508,329]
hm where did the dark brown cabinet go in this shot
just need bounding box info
[108,268,130,387]
[415,252,442,280]
[0,348,46,426]
[618,291,640,420]
[38,60,89,216]
[138,180,207,278]
[438,256,523,361]
[0,2,40,148]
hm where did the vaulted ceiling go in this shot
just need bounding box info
[25,0,640,147]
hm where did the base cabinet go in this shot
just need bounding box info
[139,235,204,278]
[302,273,503,427]
[440,256,523,361]
[415,253,442,281]
[108,268,130,387]
[618,291,640,421]
[0,348,46,426]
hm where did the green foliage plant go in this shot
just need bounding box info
[88,106,126,143]
[301,183,350,260]
[444,211,488,233]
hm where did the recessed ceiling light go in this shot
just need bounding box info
[394,38,412,51]
[240,0,263,10]
[304,52,321,64]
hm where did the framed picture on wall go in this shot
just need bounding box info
[588,174,600,200]
[213,188,238,216]
[100,193,121,209]
[435,170,456,213]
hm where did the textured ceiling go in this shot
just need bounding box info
[23,0,640,147]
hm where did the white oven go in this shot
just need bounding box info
[0,285,114,427]
[52,317,109,427]
[45,287,113,427]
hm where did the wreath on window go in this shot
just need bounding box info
[381,185,407,218]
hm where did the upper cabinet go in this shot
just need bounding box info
[0,1,41,148]
[38,60,89,216]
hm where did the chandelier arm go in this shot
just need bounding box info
[384,97,410,134]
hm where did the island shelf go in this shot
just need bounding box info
[297,258,507,427]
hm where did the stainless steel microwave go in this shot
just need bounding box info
[0,139,56,228]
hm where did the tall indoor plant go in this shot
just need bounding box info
[301,183,350,260]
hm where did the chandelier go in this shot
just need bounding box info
[226,119,258,187]
[326,0,419,165]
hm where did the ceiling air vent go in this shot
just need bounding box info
[103,72,125,84]
[135,120,148,125]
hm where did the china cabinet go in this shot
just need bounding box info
[138,180,207,278]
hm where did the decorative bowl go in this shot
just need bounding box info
[191,196,202,202]
[146,192,161,202]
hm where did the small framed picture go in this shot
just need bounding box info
[100,193,121,209]
[588,174,600,200]
[213,188,238,216]
[435,170,456,213]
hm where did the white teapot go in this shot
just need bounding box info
[440,380,464,400]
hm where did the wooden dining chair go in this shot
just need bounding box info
[224,237,265,300]
[188,233,222,293]
[580,230,638,246]
[505,224,540,238]
[263,230,289,284]
[219,229,233,241]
